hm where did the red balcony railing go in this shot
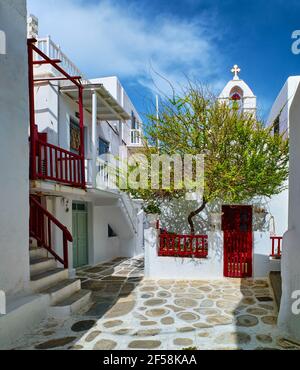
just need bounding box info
[159,231,208,258]
[270,236,283,259]
[30,195,72,268]
[34,139,84,188]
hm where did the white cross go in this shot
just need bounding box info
[231,64,241,80]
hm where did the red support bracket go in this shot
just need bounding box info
[33,59,62,65]
[34,76,82,83]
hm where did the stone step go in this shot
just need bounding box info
[270,271,282,310]
[49,289,92,318]
[0,293,49,349]
[29,238,38,249]
[41,279,81,306]
[30,257,57,275]
[30,268,69,292]
[29,247,48,260]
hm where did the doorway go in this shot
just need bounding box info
[72,202,88,268]
[222,205,253,278]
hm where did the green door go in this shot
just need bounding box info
[72,202,88,268]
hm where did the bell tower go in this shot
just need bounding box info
[219,65,257,117]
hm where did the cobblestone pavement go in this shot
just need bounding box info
[11,257,300,350]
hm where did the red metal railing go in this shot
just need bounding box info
[35,139,84,188]
[29,195,72,268]
[159,231,208,258]
[270,236,283,258]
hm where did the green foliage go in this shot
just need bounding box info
[125,85,289,231]
[143,202,161,215]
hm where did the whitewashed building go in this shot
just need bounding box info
[0,0,49,349]
[0,8,145,348]
[28,21,145,272]
[267,76,300,340]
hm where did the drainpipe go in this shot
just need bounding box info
[92,90,98,188]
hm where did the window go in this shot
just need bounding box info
[70,117,80,154]
[108,225,117,238]
[131,111,137,129]
[230,86,243,112]
[72,202,88,212]
[274,116,280,135]
[99,138,110,156]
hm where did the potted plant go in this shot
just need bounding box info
[253,206,269,228]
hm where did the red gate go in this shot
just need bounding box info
[222,206,253,278]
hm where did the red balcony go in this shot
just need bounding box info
[33,139,84,188]
[28,39,85,189]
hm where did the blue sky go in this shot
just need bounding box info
[28,0,300,120]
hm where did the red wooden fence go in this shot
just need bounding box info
[270,236,283,258]
[30,195,73,268]
[35,139,84,188]
[159,231,208,258]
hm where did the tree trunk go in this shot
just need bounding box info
[188,199,207,235]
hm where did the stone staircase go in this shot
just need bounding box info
[30,246,91,317]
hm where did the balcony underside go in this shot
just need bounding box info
[30,180,86,197]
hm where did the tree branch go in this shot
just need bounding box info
[188,198,207,235]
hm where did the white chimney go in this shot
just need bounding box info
[27,14,39,39]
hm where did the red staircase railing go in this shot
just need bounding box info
[35,139,84,188]
[270,236,283,259]
[159,231,208,258]
[29,195,72,268]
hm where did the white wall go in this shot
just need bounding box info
[145,228,224,280]
[34,82,59,146]
[92,206,120,263]
[265,76,300,339]
[35,83,93,154]
[92,203,143,264]
[278,79,300,340]
[0,0,30,295]
[267,76,300,135]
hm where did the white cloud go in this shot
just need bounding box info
[28,0,224,96]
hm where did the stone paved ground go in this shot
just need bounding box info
[11,257,300,350]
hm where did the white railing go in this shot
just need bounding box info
[85,159,93,186]
[96,157,110,189]
[119,193,138,233]
[35,37,90,84]
[86,157,138,233]
[130,129,142,146]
